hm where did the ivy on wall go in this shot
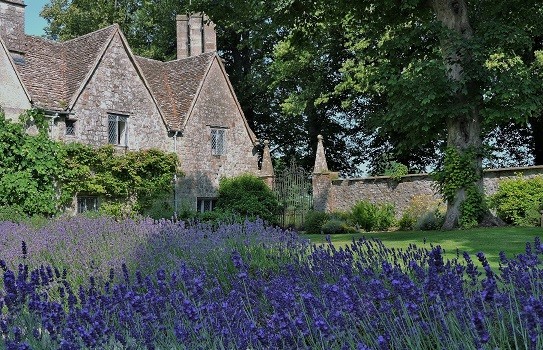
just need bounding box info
[0,110,65,216]
[0,109,179,217]
[61,143,179,215]
[433,148,486,228]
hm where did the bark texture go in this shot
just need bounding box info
[431,0,502,229]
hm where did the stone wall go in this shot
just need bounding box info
[0,0,25,51]
[177,58,260,209]
[0,38,30,119]
[69,33,172,153]
[315,166,543,217]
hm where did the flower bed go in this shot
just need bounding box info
[0,218,542,349]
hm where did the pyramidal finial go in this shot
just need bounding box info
[260,140,274,177]
[314,135,329,174]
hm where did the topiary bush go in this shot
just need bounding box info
[489,175,543,226]
[350,200,395,232]
[216,174,281,224]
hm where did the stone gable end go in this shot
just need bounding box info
[178,58,259,206]
[0,41,30,119]
[69,33,171,152]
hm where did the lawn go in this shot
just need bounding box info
[303,226,543,269]
[1,217,543,348]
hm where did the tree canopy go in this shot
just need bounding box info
[40,0,543,227]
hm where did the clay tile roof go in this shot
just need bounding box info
[62,25,118,105]
[136,52,214,131]
[7,25,117,111]
[14,36,66,110]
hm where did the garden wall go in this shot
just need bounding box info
[313,165,543,217]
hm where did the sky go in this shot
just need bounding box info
[25,0,49,36]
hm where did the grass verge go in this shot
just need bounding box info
[302,226,543,269]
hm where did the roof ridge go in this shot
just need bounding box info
[61,24,118,45]
[167,51,216,63]
[135,55,164,64]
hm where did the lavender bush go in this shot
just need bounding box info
[0,216,302,286]
[0,218,542,349]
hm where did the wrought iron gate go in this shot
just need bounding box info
[273,160,313,228]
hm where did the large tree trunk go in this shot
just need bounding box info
[431,0,503,229]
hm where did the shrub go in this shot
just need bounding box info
[196,209,244,226]
[374,203,396,231]
[216,174,281,224]
[304,211,329,234]
[489,175,543,226]
[350,200,395,231]
[321,219,345,235]
[350,200,376,231]
[415,209,445,231]
[398,195,445,231]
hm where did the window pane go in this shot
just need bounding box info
[108,118,117,144]
[119,120,127,146]
[211,129,225,155]
[77,196,98,213]
[66,120,75,135]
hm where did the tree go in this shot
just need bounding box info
[280,0,543,228]
[40,0,376,175]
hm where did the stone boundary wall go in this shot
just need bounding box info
[315,165,543,217]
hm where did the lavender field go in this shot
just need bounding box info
[0,217,542,349]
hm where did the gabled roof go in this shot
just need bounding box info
[1,25,256,143]
[8,25,117,111]
[136,52,214,131]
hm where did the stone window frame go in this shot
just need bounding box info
[210,127,227,156]
[108,113,129,146]
[196,197,217,213]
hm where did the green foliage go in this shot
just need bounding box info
[216,174,280,224]
[321,219,348,235]
[303,211,329,234]
[398,195,445,231]
[0,110,178,218]
[350,200,395,232]
[383,162,409,181]
[196,209,245,227]
[0,110,66,216]
[61,143,178,217]
[489,175,543,226]
[415,210,445,231]
[434,148,486,228]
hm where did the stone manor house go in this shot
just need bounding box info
[0,0,272,214]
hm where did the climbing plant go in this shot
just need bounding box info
[433,148,486,228]
[61,143,179,216]
[0,109,65,216]
[0,108,179,218]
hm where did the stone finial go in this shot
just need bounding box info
[260,140,274,177]
[314,135,329,174]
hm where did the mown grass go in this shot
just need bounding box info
[302,226,543,269]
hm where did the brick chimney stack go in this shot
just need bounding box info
[176,13,216,59]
